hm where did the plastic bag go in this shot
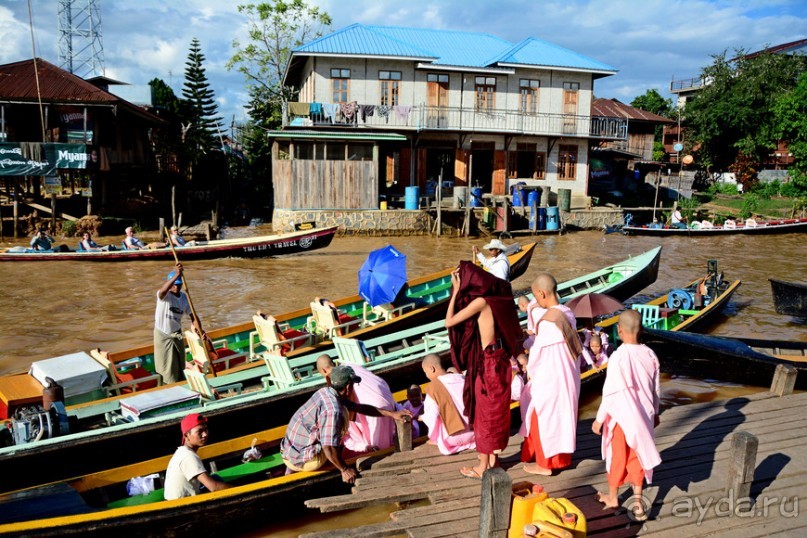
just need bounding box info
[126,473,160,496]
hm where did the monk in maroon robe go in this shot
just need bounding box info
[446,261,522,479]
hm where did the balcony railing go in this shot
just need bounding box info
[282,102,628,140]
[670,77,706,93]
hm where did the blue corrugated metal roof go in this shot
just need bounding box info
[295,23,436,59]
[489,37,615,71]
[293,24,614,72]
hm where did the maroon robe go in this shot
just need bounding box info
[448,261,523,453]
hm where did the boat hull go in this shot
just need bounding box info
[0,226,339,261]
[770,278,807,317]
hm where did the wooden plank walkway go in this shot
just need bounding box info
[302,390,807,537]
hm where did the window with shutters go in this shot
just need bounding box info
[558,145,578,180]
[519,79,540,114]
[379,71,401,106]
[475,76,496,111]
[331,68,350,103]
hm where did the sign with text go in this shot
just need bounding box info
[0,143,92,176]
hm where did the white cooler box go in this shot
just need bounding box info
[119,386,201,421]
[29,351,108,403]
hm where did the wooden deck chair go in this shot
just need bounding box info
[332,336,373,365]
[250,315,314,358]
[310,302,362,338]
[631,304,661,328]
[90,348,161,396]
[183,369,242,403]
[185,330,248,373]
[261,353,314,390]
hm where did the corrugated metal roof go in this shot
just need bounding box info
[490,37,615,72]
[292,24,613,72]
[0,58,118,102]
[296,23,436,59]
[592,98,674,123]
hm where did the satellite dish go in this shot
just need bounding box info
[682,155,694,165]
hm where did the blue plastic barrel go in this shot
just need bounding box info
[527,189,539,208]
[546,206,560,231]
[404,186,420,210]
[531,206,547,230]
[470,187,484,208]
[511,182,528,206]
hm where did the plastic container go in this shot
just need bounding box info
[511,182,528,206]
[531,497,587,538]
[454,186,468,209]
[527,189,539,208]
[404,186,420,210]
[379,200,387,211]
[546,206,560,231]
[558,188,572,212]
[509,484,548,538]
[470,187,484,208]
[531,206,547,230]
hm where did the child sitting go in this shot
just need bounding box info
[398,384,425,437]
[510,353,528,401]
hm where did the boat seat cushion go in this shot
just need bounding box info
[116,366,159,393]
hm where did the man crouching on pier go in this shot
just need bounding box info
[445,261,522,480]
[592,309,662,521]
[280,365,411,484]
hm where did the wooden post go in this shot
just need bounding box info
[770,364,797,397]
[395,419,412,452]
[479,467,512,538]
[171,185,177,227]
[158,218,165,243]
[502,198,509,232]
[727,431,757,501]
[13,179,19,239]
[50,193,57,233]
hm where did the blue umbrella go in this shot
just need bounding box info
[358,245,408,307]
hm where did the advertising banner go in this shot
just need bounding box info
[0,143,91,176]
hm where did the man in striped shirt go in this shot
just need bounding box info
[280,365,411,484]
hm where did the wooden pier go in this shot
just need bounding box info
[303,380,806,537]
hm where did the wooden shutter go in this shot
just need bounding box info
[417,148,427,187]
[492,150,506,195]
[454,149,469,186]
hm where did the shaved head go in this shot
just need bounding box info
[422,353,442,370]
[617,310,642,344]
[532,273,559,308]
[316,354,335,376]
[421,353,446,381]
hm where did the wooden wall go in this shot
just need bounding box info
[272,141,379,210]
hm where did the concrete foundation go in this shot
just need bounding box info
[273,208,432,236]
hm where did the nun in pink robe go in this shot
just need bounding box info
[519,304,580,470]
[343,363,396,452]
[421,372,476,455]
[595,342,662,486]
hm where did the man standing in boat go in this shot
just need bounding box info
[280,365,411,483]
[154,263,199,384]
[472,239,510,280]
[164,413,230,499]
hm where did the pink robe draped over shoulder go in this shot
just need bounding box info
[595,343,662,483]
[344,364,396,452]
[421,373,476,455]
[519,305,580,459]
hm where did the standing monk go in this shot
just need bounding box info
[593,310,661,521]
[446,261,522,479]
[154,263,199,384]
[520,273,582,475]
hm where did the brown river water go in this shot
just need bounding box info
[0,227,804,535]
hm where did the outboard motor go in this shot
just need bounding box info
[9,401,69,445]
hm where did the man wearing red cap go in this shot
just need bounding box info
[164,413,230,500]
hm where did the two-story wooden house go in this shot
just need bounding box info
[272,24,627,228]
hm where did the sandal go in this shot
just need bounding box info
[460,467,482,480]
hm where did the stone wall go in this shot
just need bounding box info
[273,209,432,236]
[562,208,624,230]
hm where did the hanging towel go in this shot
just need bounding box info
[394,105,412,123]
[341,101,358,123]
[376,105,392,123]
[288,102,311,116]
[322,103,339,123]
[310,102,323,115]
[360,105,375,122]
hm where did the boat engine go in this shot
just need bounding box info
[667,288,694,310]
[7,402,69,445]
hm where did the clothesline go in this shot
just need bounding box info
[286,101,412,125]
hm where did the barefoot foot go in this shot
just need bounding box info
[523,463,552,476]
[595,491,619,509]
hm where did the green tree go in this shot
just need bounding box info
[227,1,332,129]
[181,37,224,159]
[630,89,674,119]
[774,71,807,193]
[684,50,806,175]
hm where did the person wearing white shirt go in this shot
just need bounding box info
[472,239,510,280]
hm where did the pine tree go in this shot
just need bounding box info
[181,38,223,156]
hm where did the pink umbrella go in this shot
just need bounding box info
[566,292,624,320]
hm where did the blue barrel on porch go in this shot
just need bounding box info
[531,205,547,230]
[511,182,528,206]
[470,187,484,208]
[404,186,420,210]
[527,189,539,209]
[546,206,560,230]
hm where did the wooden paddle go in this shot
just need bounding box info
[165,227,217,377]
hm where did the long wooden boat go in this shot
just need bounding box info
[0,247,661,492]
[769,278,807,317]
[0,226,339,261]
[623,217,807,236]
[642,328,807,390]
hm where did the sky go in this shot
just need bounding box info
[1,0,806,129]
